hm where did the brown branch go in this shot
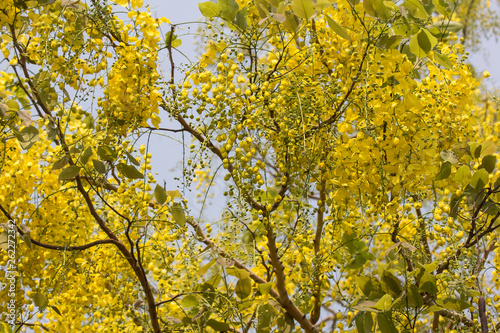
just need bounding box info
[167,24,175,85]
[478,296,488,333]
[437,211,500,274]
[242,310,257,333]
[311,178,326,324]
[15,321,60,333]
[9,25,51,117]
[0,201,119,251]
[155,291,204,307]
[50,115,161,332]
[434,309,474,327]
[478,238,497,272]
[188,217,317,332]
[73,176,161,333]
[146,126,185,132]
[264,213,319,333]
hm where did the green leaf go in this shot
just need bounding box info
[347,251,374,269]
[167,190,182,198]
[257,281,273,296]
[481,155,497,173]
[207,319,230,331]
[314,0,331,11]
[353,300,379,312]
[377,311,398,333]
[433,20,463,33]
[197,258,216,276]
[434,52,453,69]
[384,35,402,49]
[325,15,351,41]
[435,161,451,180]
[421,28,437,49]
[83,115,94,129]
[401,44,417,63]
[374,294,393,311]
[403,0,429,19]
[355,311,374,333]
[455,165,471,186]
[409,33,425,58]
[408,284,424,308]
[449,194,460,219]
[50,305,62,316]
[277,313,294,333]
[171,38,182,48]
[226,266,251,279]
[356,276,385,300]
[92,159,106,174]
[199,1,221,18]
[292,0,315,19]
[181,295,199,307]
[20,125,39,149]
[80,147,92,165]
[165,31,182,48]
[198,282,217,305]
[418,269,438,296]
[170,202,186,227]
[235,7,248,30]
[470,168,489,189]
[33,71,50,90]
[411,29,437,57]
[235,278,252,299]
[383,1,399,11]
[469,142,482,158]
[423,304,442,314]
[283,11,300,33]
[33,292,48,309]
[480,141,497,156]
[432,0,450,15]
[19,224,32,250]
[342,230,365,254]
[440,150,457,164]
[52,155,69,170]
[381,270,403,298]
[219,0,239,21]
[6,99,20,113]
[116,163,143,179]
[255,0,269,18]
[97,145,117,161]
[464,184,483,207]
[58,165,81,181]
[372,0,391,19]
[436,297,463,311]
[154,184,167,205]
[257,302,276,331]
[363,0,377,16]
[400,241,417,251]
[125,151,140,166]
[39,87,57,110]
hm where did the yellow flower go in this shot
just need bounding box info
[483,70,491,78]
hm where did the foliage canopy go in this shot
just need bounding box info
[1,0,500,332]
